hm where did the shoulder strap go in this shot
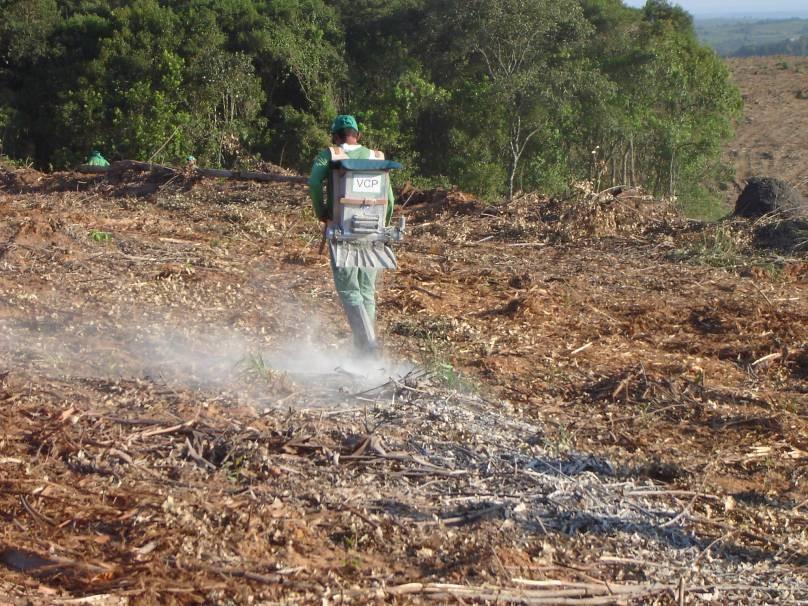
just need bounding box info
[329,146,349,161]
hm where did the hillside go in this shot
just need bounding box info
[725,56,808,205]
[0,164,805,604]
[697,17,808,56]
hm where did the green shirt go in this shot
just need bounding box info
[308,146,395,225]
[87,152,110,167]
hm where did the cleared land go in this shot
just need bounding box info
[0,160,804,604]
[0,54,806,606]
[725,56,808,205]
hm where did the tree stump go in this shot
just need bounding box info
[734,176,806,218]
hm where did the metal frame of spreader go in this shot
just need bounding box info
[325,152,405,269]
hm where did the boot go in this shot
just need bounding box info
[344,304,377,354]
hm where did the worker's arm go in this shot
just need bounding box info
[307,150,330,220]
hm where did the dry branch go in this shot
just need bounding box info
[374,581,674,604]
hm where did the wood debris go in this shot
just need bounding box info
[0,163,805,603]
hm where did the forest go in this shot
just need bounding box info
[0,0,741,206]
[696,17,808,57]
[735,34,808,57]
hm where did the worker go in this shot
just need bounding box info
[308,115,395,354]
[86,150,110,167]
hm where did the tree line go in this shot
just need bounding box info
[0,0,741,208]
[734,35,808,57]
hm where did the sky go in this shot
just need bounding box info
[622,0,808,18]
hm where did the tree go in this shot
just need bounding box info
[52,0,190,164]
[0,0,59,65]
[0,0,743,214]
[423,0,595,198]
[0,0,59,158]
[631,1,741,206]
[222,0,345,169]
[576,0,740,215]
[186,50,265,166]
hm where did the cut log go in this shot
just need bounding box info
[76,160,307,185]
[196,167,307,184]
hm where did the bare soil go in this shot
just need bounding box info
[726,56,808,201]
[0,164,804,605]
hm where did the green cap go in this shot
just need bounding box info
[330,115,358,133]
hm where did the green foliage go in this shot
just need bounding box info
[0,0,741,211]
[237,352,274,381]
[186,50,265,166]
[268,106,328,171]
[455,0,595,198]
[0,0,59,65]
[675,184,731,222]
[88,229,112,242]
[0,0,338,168]
[576,0,741,216]
[686,225,744,268]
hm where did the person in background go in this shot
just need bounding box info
[86,150,110,167]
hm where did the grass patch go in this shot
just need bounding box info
[675,185,732,222]
[237,352,293,393]
[538,422,575,458]
[682,224,746,268]
[88,229,112,243]
[670,220,802,279]
[420,340,478,394]
[428,359,466,391]
[0,154,35,170]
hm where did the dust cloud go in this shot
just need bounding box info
[0,315,413,399]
